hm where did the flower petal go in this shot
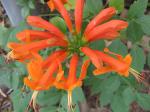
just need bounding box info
[93,66,114,75]
[16,30,55,42]
[42,50,67,68]
[79,59,90,80]
[27,16,65,39]
[86,20,128,41]
[75,0,84,33]
[15,38,67,52]
[81,47,103,68]
[95,50,129,73]
[47,0,55,12]
[53,0,73,32]
[67,54,79,85]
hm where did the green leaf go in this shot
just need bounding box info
[0,68,12,87]
[99,74,121,93]
[122,87,135,106]
[10,69,20,89]
[40,0,45,4]
[28,0,35,9]
[14,62,27,75]
[100,90,113,107]
[40,106,58,112]
[21,6,30,18]
[137,15,150,35]
[11,90,31,112]
[72,87,86,102]
[130,46,146,72]
[50,17,67,34]
[109,0,124,13]
[65,0,76,10]
[84,77,102,95]
[101,74,120,92]
[127,21,144,43]
[7,22,29,44]
[85,0,103,15]
[38,89,61,106]
[90,40,105,51]
[108,39,128,56]
[136,93,150,110]
[111,94,129,112]
[128,0,148,19]
[0,26,11,49]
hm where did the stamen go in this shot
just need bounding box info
[129,68,144,82]
[6,51,13,60]
[67,91,75,112]
[26,91,38,112]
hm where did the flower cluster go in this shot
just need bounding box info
[7,0,142,111]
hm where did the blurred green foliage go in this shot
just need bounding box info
[0,0,150,112]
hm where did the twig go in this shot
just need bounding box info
[0,89,7,98]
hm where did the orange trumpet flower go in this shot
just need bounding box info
[16,29,55,42]
[55,54,90,110]
[81,47,143,82]
[84,7,116,35]
[27,16,66,40]
[85,20,128,42]
[75,0,85,33]
[52,0,73,32]
[7,38,67,62]
[24,52,66,111]
[47,0,67,12]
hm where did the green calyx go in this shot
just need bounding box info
[67,33,87,55]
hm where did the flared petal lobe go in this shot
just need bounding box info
[75,0,84,33]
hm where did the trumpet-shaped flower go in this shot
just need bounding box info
[47,0,67,12]
[81,47,143,82]
[7,38,67,62]
[24,51,66,111]
[55,54,90,110]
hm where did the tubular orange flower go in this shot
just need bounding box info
[85,20,128,42]
[42,50,67,68]
[81,47,143,82]
[84,7,116,35]
[7,38,67,61]
[27,16,66,40]
[53,0,73,32]
[55,54,90,110]
[47,0,67,12]
[16,29,55,42]
[24,52,66,111]
[75,0,84,33]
